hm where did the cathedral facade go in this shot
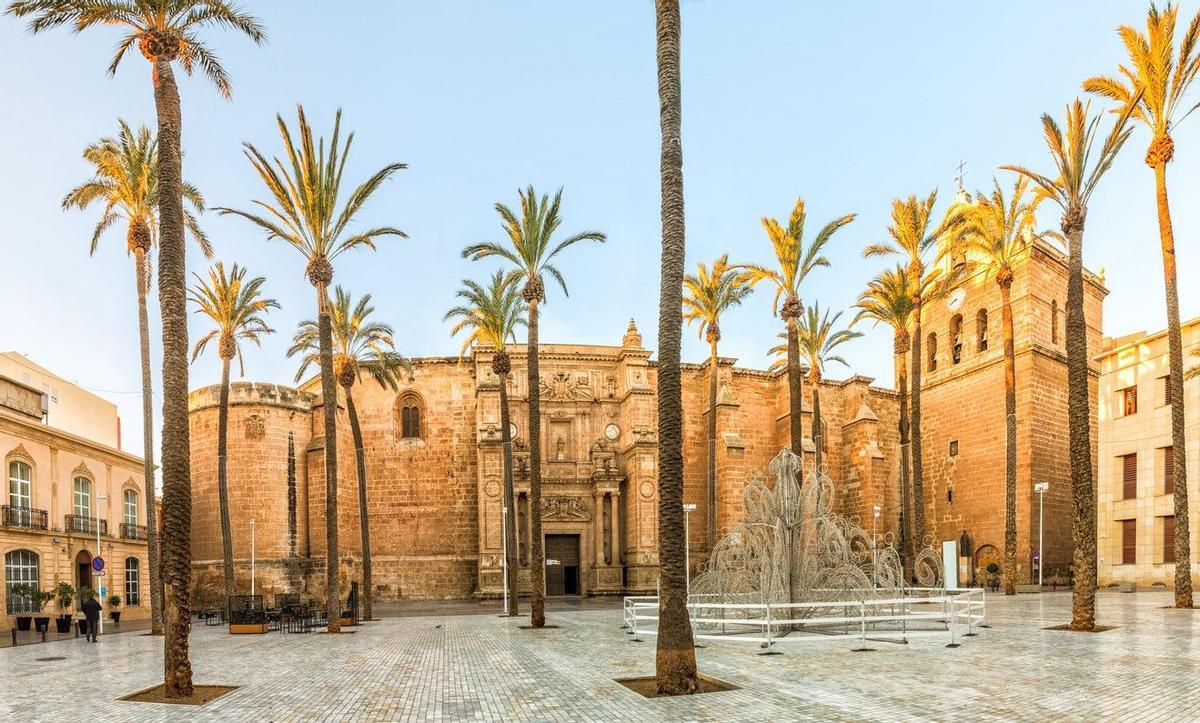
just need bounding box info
[186,236,1105,602]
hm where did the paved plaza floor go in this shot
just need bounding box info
[1,590,1197,721]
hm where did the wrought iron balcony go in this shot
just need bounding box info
[2,505,48,530]
[65,515,107,536]
[120,522,148,541]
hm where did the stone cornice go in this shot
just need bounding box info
[0,407,144,470]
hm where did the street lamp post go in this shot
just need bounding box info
[501,505,508,615]
[250,518,257,598]
[682,503,697,596]
[1034,482,1049,587]
[872,504,881,587]
[96,493,107,636]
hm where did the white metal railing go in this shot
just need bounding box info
[623,588,986,650]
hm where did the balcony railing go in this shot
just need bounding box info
[2,505,48,530]
[120,522,148,541]
[65,515,107,536]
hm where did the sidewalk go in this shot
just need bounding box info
[2,616,154,649]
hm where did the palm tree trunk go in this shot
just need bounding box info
[1154,162,1192,608]
[787,317,803,465]
[318,286,341,633]
[1001,282,1017,596]
[812,381,823,480]
[707,340,718,549]
[345,386,373,621]
[499,370,519,616]
[1064,211,1096,631]
[654,0,699,696]
[527,297,545,628]
[217,357,235,609]
[133,249,164,636]
[153,57,193,698]
[896,343,911,576]
[910,298,927,556]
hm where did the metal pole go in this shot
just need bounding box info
[1038,488,1044,587]
[682,504,696,597]
[251,518,257,598]
[501,506,509,614]
[97,493,106,637]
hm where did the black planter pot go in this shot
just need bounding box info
[110,611,121,623]
[55,616,72,634]
[15,616,32,631]
[33,617,50,632]
[75,619,88,635]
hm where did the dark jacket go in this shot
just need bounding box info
[82,598,102,620]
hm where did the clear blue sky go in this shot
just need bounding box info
[2,1,1197,460]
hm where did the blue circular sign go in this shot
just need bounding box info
[92,557,104,572]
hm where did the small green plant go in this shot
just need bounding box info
[54,582,75,611]
[35,589,54,612]
[108,594,122,608]
[76,586,95,603]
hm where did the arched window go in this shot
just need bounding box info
[927,333,938,372]
[950,314,964,364]
[124,557,140,606]
[123,489,138,526]
[73,477,91,519]
[396,391,425,440]
[8,460,31,509]
[1051,300,1059,345]
[5,549,39,614]
[976,309,989,352]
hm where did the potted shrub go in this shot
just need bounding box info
[10,583,33,631]
[985,562,1001,592]
[33,588,54,632]
[75,586,94,635]
[54,582,75,633]
[108,594,122,623]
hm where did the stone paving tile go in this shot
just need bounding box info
[1,591,1198,721]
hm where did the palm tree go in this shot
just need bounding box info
[218,106,406,632]
[745,199,855,467]
[794,305,862,480]
[289,287,409,624]
[445,272,527,617]
[62,119,210,637]
[1003,98,1138,631]
[853,265,916,572]
[949,178,1038,595]
[863,192,960,553]
[8,0,265,696]
[682,254,753,548]
[1084,2,1200,609]
[462,187,604,629]
[188,262,278,611]
[650,0,697,696]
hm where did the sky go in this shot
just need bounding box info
[2,1,1199,462]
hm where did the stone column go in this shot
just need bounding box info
[610,491,621,565]
[593,492,605,567]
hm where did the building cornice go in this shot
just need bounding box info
[0,407,144,470]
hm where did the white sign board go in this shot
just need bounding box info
[942,540,960,591]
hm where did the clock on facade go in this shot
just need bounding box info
[604,423,620,441]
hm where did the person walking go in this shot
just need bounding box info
[82,594,102,643]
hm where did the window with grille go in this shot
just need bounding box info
[8,460,31,509]
[1162,446,1174,495]
[123,489,138,526]
[125,557,140,606]
[5,550,39,614]
[1122,519,1137,565]
[1122,454,1137,500]
[1163,516,1176,565]
[73,477,91,518]
[1120,386,1137,416]
[1160,375,1172,407]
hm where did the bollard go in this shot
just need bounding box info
[41,628,46,643]
[11,627,16,646]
